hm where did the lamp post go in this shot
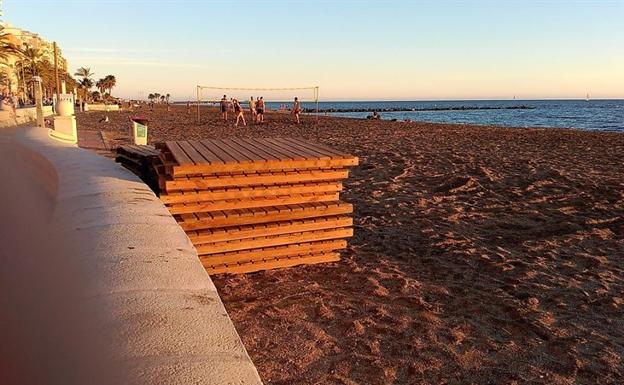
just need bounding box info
[32,75,44,128]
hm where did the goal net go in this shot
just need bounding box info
[196,85,319,122]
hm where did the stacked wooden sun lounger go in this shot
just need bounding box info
[155,138,358,275]
[115,144,162,193]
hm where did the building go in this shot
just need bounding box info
[1,22,68,96]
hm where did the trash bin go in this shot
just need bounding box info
[130,116,148,145]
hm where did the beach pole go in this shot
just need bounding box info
[315,86,319,123]
[33,76,44,128]
[53,42,60,99]
[196,86,200,123]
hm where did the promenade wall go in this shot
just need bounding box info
[86,103,121,111]
[0,105,54,128]
[0,126,262,385]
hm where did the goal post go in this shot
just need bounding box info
[196,85,319,123]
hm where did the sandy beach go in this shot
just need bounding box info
[77,105,624,385]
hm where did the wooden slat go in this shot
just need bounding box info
[201,139,239,163]
[212,139,255,163]
[166,192,339,215]
[265,138,326,160]
[195,227,353,254]
[159,182,343,204]
[170,159,357,178]
[177,141,209,164]
[167,137,357,177]
[164,169,349,191]
[178,201,353,230]
[189,141,225,164]
[222,139,267,162]
[190,216,352,244]
[284,137,350,158]
[199,239,346,264]
[117,145,160,158]
[204,252,341,275]
[254,138,305,160]
[165,141,194,165]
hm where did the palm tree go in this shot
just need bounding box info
[74,67,94,81]
[0,71,9,90]
[103,74,116,96]
[74,67,94,103]
[79,77,94,102]
[14,46,44,99]
[96,78,106,101]
[0,25,21,65]
[22,46,43,77]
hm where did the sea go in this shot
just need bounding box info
[267,99,624,132]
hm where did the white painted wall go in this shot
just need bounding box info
[0,126,263,385]
[0,106,54,128]
[85,103,121,112]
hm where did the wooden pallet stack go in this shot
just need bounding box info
[115,145,162,193]
[155,138,358,275]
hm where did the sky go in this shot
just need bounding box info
[4,0,624,101]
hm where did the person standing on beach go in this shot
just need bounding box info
[233,99,246,126]
[249,96,257,124]
[292,96,301,124]
[257,96,265,123]
[220,95,228,121]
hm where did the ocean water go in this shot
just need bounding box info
[275,100,624,132]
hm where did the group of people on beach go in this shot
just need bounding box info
[220,95,302,126]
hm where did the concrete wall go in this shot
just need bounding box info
[0,126,263,385]
[0,106,54,128]
[86,103,121,112]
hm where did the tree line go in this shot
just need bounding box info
[73,67,117,104]
[148,93,171,104]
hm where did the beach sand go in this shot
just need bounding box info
[78,105,624,384]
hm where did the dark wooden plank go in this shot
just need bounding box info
[251,138,296,160]
[195,228,353,254]
[165,141,194,165]
[191,216,352,244]
[275,138,337,159]
[178,141,209,164]
[200,139,239,163]
[238,138,281,161]
[295,138,351,158]
[222,139,265,161]
[256,138,308,160]
[199,240,346,264]
[265,138,323,160]
[211,139,255,163]
[189,140,224,164]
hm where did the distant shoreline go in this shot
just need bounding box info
[302,105,535,113]
[170,100,623,131]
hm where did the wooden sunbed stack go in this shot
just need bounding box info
[115,144,162,193]
[155,138,358,275]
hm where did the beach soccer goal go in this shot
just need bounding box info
[195,85,319,122]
